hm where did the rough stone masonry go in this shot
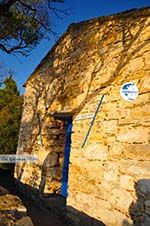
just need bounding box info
[15,7,150,226]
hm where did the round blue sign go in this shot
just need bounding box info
[120,82,139,101]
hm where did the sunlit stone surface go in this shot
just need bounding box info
[15,7,150,226]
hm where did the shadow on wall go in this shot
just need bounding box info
[17,8,148,173]
[16,9,149,190]
[16,117,67,194]
[1,170,150,226]
[39,119,66,194]
[17,9,149,148]
[39,150,64,194]
[66,206,106,226]
[0,169,106,226]
[67,12,148,115]
[0,170,67,226]
[65,180,150,226]
[122,179,150,226]
[14,9,150,219]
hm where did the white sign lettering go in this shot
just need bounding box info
[74,113,94,121]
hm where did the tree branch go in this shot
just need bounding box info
[0,0,17,14]
[17,0,36,12]
[0,0,67,55]
[47,0,70,19]
[0,0,17,7]
[0,41,28,55]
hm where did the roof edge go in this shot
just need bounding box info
[24,6,150,87]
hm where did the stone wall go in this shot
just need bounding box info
[0,192,33,226]
[15,8,150,226]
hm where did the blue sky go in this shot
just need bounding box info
[0,0,149,93]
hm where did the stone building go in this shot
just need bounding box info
[15,7,150,226]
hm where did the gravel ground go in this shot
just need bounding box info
[0,169,67,226]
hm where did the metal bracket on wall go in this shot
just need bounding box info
[81,94,105,148]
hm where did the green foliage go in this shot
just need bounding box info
[0,76,23,155]
[0,0,66,55]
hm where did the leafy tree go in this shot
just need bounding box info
[0,0,67,55]
[0,76,23,156]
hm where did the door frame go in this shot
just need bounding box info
[53,113,73,197]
